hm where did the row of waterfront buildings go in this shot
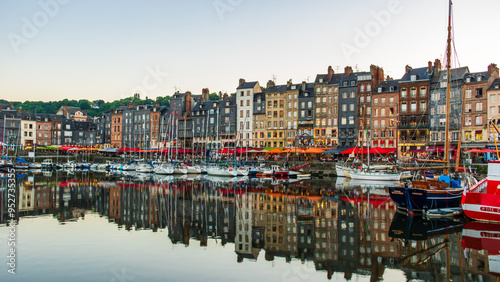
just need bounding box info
[2,60,500,157]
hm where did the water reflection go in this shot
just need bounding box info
[0,171,498,281]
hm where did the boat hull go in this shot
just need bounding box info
[389,186,463,212]
[462,178,500,223]
[350,171,401,181]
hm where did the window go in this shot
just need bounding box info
[410,74,416,81]
[420,101,426,111]
[381,109,386,116]
[374,120,379,128]
[465,117,472,126]
[440,81,447,88]
[465,90,472,99]
[410,102,417,112]
[491,107,496,115]
[410,88,417,97]
[476,102,483,112]
[420,87,427,96]
[367,85,371,92]
[491,95,497,103]
[374,98,378,106]
[348,116,354,124]
[476,116,482,126]
[341,117,346,125]
[381,98,386,105]
[465,103,472,113]
[476,88,483,98]
[350,92,355,98]
[401,103,407,112]
[401,89,407,98]
[342,105,347,112]
[349,104,354,111]
[360,96,364,103]
[475,130,483,140]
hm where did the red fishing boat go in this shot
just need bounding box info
[462,161,500,222]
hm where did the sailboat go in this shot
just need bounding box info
[389,0,467,215]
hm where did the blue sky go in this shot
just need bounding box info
[0,0,498,102]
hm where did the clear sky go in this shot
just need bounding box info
[1,0,498,102]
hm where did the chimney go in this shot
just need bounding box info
[434,59,442,70]
[185,91,192,114]
[63,105,68,118]
[405,65,412,73]
[327,65,334,81]
[370,65,384,88]
[223,93,229,100]
[267,80,275,89]
[0,106,2,112]
[128,102,134,109]
[9,102,13,109]
[287,79,292,88]
[301,81,307,91]
[428,61,433,74]
[84,109,87,116]
[344,66,353,76]
[488,63,499,77]
[17,107,22,114]
[202,88,210,102]
[239,78,246,86]
[154,101,160,107]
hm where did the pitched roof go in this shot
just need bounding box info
[488,78,500,91]
[266,85,287,93]
[374,80,400,94]
[400,66,433,82]
[237,81,258,89]
[430,67,469,83]
[314,74,329,84]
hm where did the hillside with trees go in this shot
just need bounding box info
[0,91,228,117]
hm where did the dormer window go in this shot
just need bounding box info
[443,74,448,80]
[378,87,382,93]
[319,78,323,83]
[466,77,471,83]
[304,93,308,97]
[389,86,395,91]
[477,76,482,82]
[495,85,499,89]
[213,103,216,107]
[410,74,417,81]
[291,85,296,90]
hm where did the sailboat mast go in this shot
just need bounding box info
[444,0,452,174]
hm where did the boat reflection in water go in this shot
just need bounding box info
[0,172,498,281]
[462,222,500,280]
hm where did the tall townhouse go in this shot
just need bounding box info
[428,65,467,150]
[191,89,211,150]
[0,108,22,151]
[327,74,342,146]
[297,82,315,147]
[398,62,434,157]
[149,103,166,149]
[36,114,52,146]
[313,66,335,146]
[264,84,287,148]
[194,98,234,151]
[20,112,37,148]
[111,107,125,148]
[372,80,399,148]
[462,64,499,146]
[133,105,152,148]
[357,65,385,147]
[356,72,372,147]
[95,112,111,147]
[284,83,299,148]
[49,114,63,146]
[338,66,358,148]
[252,90,266,148]
[236,80,262,147]
[487,78,500,134]
[178,92,196,149]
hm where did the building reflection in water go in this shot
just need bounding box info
[0,171,498,281]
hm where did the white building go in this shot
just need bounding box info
[20,114,37,148]
[236,80,261,147]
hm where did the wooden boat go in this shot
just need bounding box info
[389,177,463,214]
[350,170,402,181]
[462,160,500,222]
